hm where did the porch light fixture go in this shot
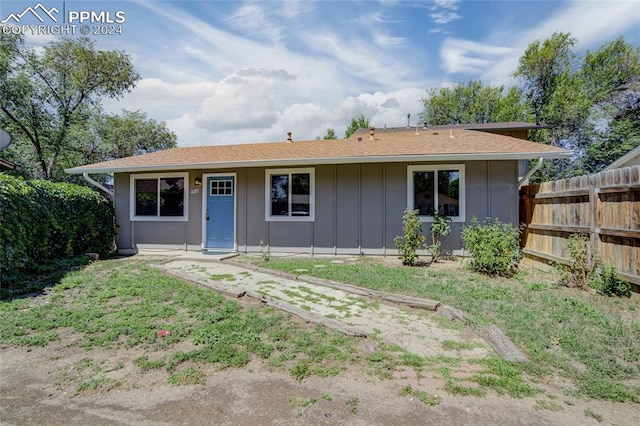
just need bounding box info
[194,177,202,186]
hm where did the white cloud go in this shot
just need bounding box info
[234,68,296,81]
[440,38,514,74]
[381,98,400,108]
[193,70,294,131]
[357,11,404,25]
[433,0,460,7]
[301,31,415,86]
[98,2,431,146]
[226,2,283,45]
[483,0,640,85]
[373,31,407,48]
[524,0,640,49]
[102,78,215,120]
[277,0,315,19]
[348,88,427,128]
[139,85,427,146]
[355,12,407,49]
[137,1,295,77]
[438,0,640,86]
[430,11,461,25]
[430,0,461,25]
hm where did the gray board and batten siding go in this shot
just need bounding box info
[113,160,519,255]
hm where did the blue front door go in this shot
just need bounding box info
[205,176,235,249]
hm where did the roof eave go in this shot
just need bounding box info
[65,151,572,174]
[603,145,640,171]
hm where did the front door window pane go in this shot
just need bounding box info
[211,180,233,196]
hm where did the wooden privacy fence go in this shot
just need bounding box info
[520,165,640,287]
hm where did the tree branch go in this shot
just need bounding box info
[1,105,47,175]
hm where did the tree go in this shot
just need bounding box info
[513,32,578,125]
[582,36,640,109]
[577,37,640,173]
[416,33,639,181]
[70,109,176,165]
[419,81,526,125]
[344,115,370,138]
[323,128,337,139]
[580,116,640,173]
[0,34,139,180]
[514,32,587,182]
[513,33,639,179]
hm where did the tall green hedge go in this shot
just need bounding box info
[0,174,115,276]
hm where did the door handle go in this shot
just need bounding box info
[206,209,210,221]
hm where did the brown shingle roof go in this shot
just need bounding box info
[66,128,572,174]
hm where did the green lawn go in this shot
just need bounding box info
[2,256,638,405]
[1,257,540,401]
[259,256,640,403]
[0,259,362,388]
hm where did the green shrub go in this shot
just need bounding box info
[394,208,426,266]
[0,174,115,280]
[590,263,631,297]
[428,213,451,263]
[557,233,593,289]
[461,217,522,276]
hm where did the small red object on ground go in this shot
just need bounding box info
[157,330,171,337]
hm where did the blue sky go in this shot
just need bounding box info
[2,0,639,146]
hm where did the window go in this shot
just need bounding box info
[407,165,465,222]
[265,168,314,221]
[210,179,233,196]
[130,173,188,221]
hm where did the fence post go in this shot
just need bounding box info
[588,174,598,270]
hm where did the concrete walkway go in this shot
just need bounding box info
[154,255,491,360]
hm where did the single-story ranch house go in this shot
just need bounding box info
[66,122,571,255]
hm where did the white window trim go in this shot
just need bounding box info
[265,167,315,222]
[130,172,189,222]
[407,164,465,223]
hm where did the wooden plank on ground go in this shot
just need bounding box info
[379,294,440,311]
[480,325,528,362]
[438,305,469,323]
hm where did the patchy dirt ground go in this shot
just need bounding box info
[2,318,638,425]
[2,256,639,425]
[1,340,624,426]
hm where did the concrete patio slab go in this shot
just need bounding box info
[157,258,491,360]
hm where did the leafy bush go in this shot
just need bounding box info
[557,233,593,289]
[0,174,115,280]
[428,213,451,263]
[461,217,522,276]
[590,263,631,297]
[394,208,426,266]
